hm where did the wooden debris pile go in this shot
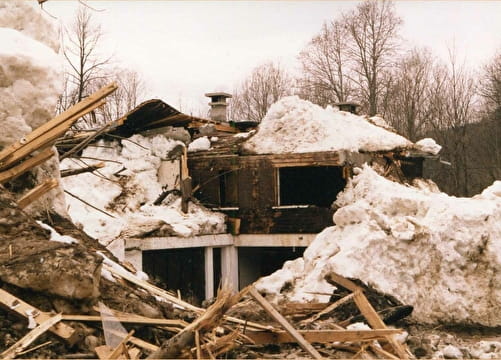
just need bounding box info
[0,252,415,359]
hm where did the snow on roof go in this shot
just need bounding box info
[256,165,501,326]
[242,96,414,154]
[60,134,226,245]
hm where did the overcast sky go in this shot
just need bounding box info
[44,1,501,116]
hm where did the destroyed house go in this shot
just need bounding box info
[62,97,436,305]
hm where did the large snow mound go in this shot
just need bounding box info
[242,96,412,154]
[61,134,226,243]
[256,165,501,326]
[0,1,65,216]
[0,0,60,52]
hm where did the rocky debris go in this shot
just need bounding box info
[0,187,102,300]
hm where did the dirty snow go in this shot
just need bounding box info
[242,96,413,154]
[188,136,211,152]
[415,138,442,155]
[256,165,501,326]
[61,134,226,244]
[36,221,79,244]
[0,1,66,216]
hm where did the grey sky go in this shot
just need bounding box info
[44,1,501,116]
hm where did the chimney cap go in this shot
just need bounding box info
[205,92,232,98]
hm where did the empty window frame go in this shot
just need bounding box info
[277,166,346,207]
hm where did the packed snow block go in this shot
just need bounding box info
[0,3,65,215]
[257,166,501,326]
[0,0,60,52]
[242,96,412,154]
[0,187,102,300]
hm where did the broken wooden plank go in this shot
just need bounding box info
[280,302,330,315]
[16,340,52,357]
[300,292,356,326]
[104,265,272,332]
[95,345,114,360]
[243,328,403,345]
[0,100,106,171]
[0,83,117,165]
[105,329,159,353]
[0,313,62,359]
[108,330,135,360]
[248,286,322,360]
[62,314,187,327]
[353,291,409,359]
[17,178,58,209]
[0,147,54,184]
[147,287,245,359]
[324,272,363,293]
[60,162,105,178]
[60,122,113,161]
[0,288,78,345]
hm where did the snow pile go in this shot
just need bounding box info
[256,165,501,326]
[0,1,65,215]
[188,136,211,152]
[37,221,79,244]
[61,134,226,243]
[415,138,442,155]
[242,96,413,154]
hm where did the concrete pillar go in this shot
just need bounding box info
[204,247,214,300]
[221,245,238,292]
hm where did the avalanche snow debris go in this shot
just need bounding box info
[0,0,60,52]
[257,165,501,326]
[0,1,66,216]
[188,136,211,152]
[243,96,413,154]
[61,134,226,243]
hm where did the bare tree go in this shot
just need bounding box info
[426,50,478,195]
[298,20,353,106]
[91,67,147,124]
[230,62,293,122]
[63,5,112,104]
[343,0,402,116]
[382,48,434,141]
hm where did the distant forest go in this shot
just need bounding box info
[228,0,500,197]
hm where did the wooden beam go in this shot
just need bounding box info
[0,313,62,359]
[106,329,159,353]
[60,122,113,160]
[62,314,187,327]
[0,147,54,184]
[108,330,135,360]
[104,265,272,332]
[0,288,78,345]
[17,178,59,209]
[248,286,322,359]
[0,83,117,165]
[300,292,356,326]
[244,328,403,345]
[0,99,106,170]
[353,291,409,360]
[324,272,363,293]
[60,162,105,178]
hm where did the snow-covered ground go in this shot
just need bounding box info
[257,165,501,326]
[61,134,226,244]
[243,96,420,154]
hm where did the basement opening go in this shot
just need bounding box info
[143,248,205,306]
[277,166,346,207]
[238,247,306,288]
